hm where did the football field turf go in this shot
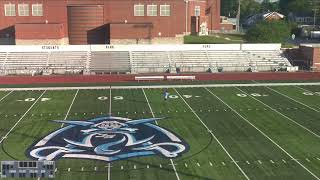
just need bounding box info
[0,83,320,180]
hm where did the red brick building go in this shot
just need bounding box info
[0,0,220,45]
[299,44,320,71]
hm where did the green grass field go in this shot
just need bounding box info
[0,83,320,180]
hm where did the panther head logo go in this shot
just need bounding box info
[27,116,189,162]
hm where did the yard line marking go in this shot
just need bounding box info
[142,88,180,180]
[235,87,320,139]
[108,87,112,180]
[258,160,262,164]
[209,162,213,166]
[0,90,46,144]
[0,90,13,103]
[109,86,112,115]
[205,87,320,180]
[108,163,111,180]
[61,89,79,128]
[174,88,250,180]
[266,86,319,112]
[282,159,286,163]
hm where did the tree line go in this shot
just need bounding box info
[221,0,320,21]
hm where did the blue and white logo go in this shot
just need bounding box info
[27,116,189,162]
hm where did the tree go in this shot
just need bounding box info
[279,0,313,15]
[261,0,280,12]
[240,0,262,20]
[221,0,238,17]
[245,20,292,43]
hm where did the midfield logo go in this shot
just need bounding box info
[27,116,189,162]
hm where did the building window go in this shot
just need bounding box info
[18,4,29,16]
[160,5,170,16]
[195,6,200,16]
[134,4,144,16]
[4,4,16,16]
[32,4,43,16]
[147,5,157,16]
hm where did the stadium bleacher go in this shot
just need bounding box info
[0,44,296,75]
[90,51,130,73]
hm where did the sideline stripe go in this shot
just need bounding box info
[0,90,13,102]
[61,89,79,128]
[142,88,180,180]
[1,82,320,91]
[205,87,320,180]
[0,90,46,144]
[266,86,319,112]
[235,87,320,139]
[174,88,250,180]
[108,86,112,180]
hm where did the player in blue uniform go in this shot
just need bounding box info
[164,90,169,101]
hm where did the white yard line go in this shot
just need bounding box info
[61,89,79,128]
[235,87,320,139]
[107,162,111,180]
[266,86,319,112]
[0,90,13,102]
[108,86,112,180]
[174,88,250,180]
[0,90,46,144]
[142,88,180,180]
[205,87,320,180]
[1,82,320,91]
[109,86,112,115]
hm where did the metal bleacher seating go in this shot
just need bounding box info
[131,51,171,73]
[0,44,294,75]
[90,51,130,73]
[48,51,87,70]
[170,51,210,72]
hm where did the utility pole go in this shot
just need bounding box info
[236,0,241,32]
[313,8,317,29]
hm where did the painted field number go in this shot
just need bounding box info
[98,96,124,100]
[303,92,320,96]
[237,93,268,97]
[19,98,51,102]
